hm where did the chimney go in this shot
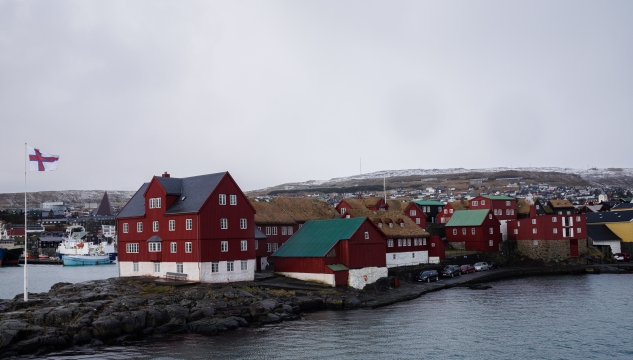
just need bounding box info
[357,194,362,199]
[162,172,170,178]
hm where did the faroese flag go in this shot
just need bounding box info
[28,146,59,172]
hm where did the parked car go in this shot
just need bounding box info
[614,253,630,262]
[417,270,439,282]
[442,265,462,278]
[460,264,475,274]
[474,262,490,271]
[488,261,500,269]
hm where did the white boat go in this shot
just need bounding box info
[101,225,117,261]
[55,225,98,258]
[63,254,112,266]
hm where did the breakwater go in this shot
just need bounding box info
[1,264,632,357]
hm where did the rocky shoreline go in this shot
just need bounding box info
[1,264,632,358]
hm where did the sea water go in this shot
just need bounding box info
[10,273,633,360]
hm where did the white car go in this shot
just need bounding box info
[474,262,490,271]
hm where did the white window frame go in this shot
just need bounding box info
[388,239,394,247]
[170,242,177,253]
[241,260,248,271]
[137,222,143,233]
[341,208,346,215]
[255,240,258,250]
[288,226,293,235]
[185,242,192,253]
[365,231,369,239]
[506,201,511,206]
[230,194,237,205]
[211,262,219,273]
[186,218,193,230]
[281,226,287,235]
[450,209,454,214]
[577,227,582,233]
[533,228,537,234]
[489,240,493,246]
[453,229,457,235]
[481,200,485,205]
[176,262,184,273]
[552,217,557,222]
[266,227,271,235]
[576,216,581,222]
[462,228,466,235]
[267,243,272,252]
[133,262,139,272]
[471,228,476,235]
[553,228,558,234]
[532,219,537,224]
[240,218,247,229]
[220,218,228,229]
[473,201,478,206]
[407,238,411,246]
[272,243,279,251]
[514,229,518,235]
[227,261,234,272]
[241,240,247,251]
[149,242,161,252]
[152,221,159,232]
[126,243,139,253]
[423,238,427,245]
[154,262,160,273]
[169,220,175,231]
[123,223,129,233]
[489,227,493,234]
[398,239,402,247]
[410,210,416,216]
[221,241,228,252]
[272,226,277,235]
[219,194,226,205]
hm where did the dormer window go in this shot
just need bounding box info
[149,198,161,209]
[400,222,404,228]
[341,208,346,215]
[378,223,382,228]
[389,223,393,228]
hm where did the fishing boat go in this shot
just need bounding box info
[62,242,113,266]
[55,225,97,258]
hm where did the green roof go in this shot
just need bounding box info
[272,217,366,258]
[413,200,445,206]
[327,264,349,271]
[483,195,515,200]
[445,210,490,227]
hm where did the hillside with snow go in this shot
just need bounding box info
[251,167,633,194]
[0,190,136,209]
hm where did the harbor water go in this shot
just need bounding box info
[4,270,632,359]
[0,264,118,300]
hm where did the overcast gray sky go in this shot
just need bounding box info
[1,0,632,193]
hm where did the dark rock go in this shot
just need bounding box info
[262,313,281,324]
[73,327,93,345]
[344,296,361,309]
[187,319,218,335]
[89,339,104,347]
[146,308,168,328]
[165,305,188,325]
[220,319,239,330]
[325,297,344,309]
[91,316,123,340]
[183,290,206,301]
[188,310,204,322]
[115,310,147,334]
[142,327,154,336]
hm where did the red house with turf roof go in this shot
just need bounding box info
[272,217,387,289]
[445,209,502,252]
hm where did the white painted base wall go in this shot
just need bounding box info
[429,256,440,264]
[592,240,621,254]
[276,271,335,286]
[386,251,429,268]
[500,220,508,241]
[119,260,255,283]
[259,256,268,270]
[348,267,388,290]
[200,260,255,283]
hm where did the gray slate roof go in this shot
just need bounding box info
[92,191,113,216]
[117,172,227,218]
[587,225,621,242]
[116,183,149,218]
[586,211,633,223]
[255,227,267,240]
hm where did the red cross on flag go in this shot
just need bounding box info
[27,146,59,172]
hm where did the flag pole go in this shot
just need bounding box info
[24,143,28,302]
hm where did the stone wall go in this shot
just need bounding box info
[450,242,466,250]
[348,267,388,290]
[516,239,587,262]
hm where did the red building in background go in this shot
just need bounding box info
[469,196,517,221]
[445,209,502,252]
[117,172,256,283]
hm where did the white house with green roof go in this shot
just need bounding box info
[272,218,388,289]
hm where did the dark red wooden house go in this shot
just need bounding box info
[117,172,256,283]
[445,209,502,252]
[468,196,517,221]
[272,217,387,289]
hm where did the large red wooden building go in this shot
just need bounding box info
[507,213,587,261]
[445,209,502,252]
[468,196,517,221]
[272,218,387,289]
[116,172,256,283]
